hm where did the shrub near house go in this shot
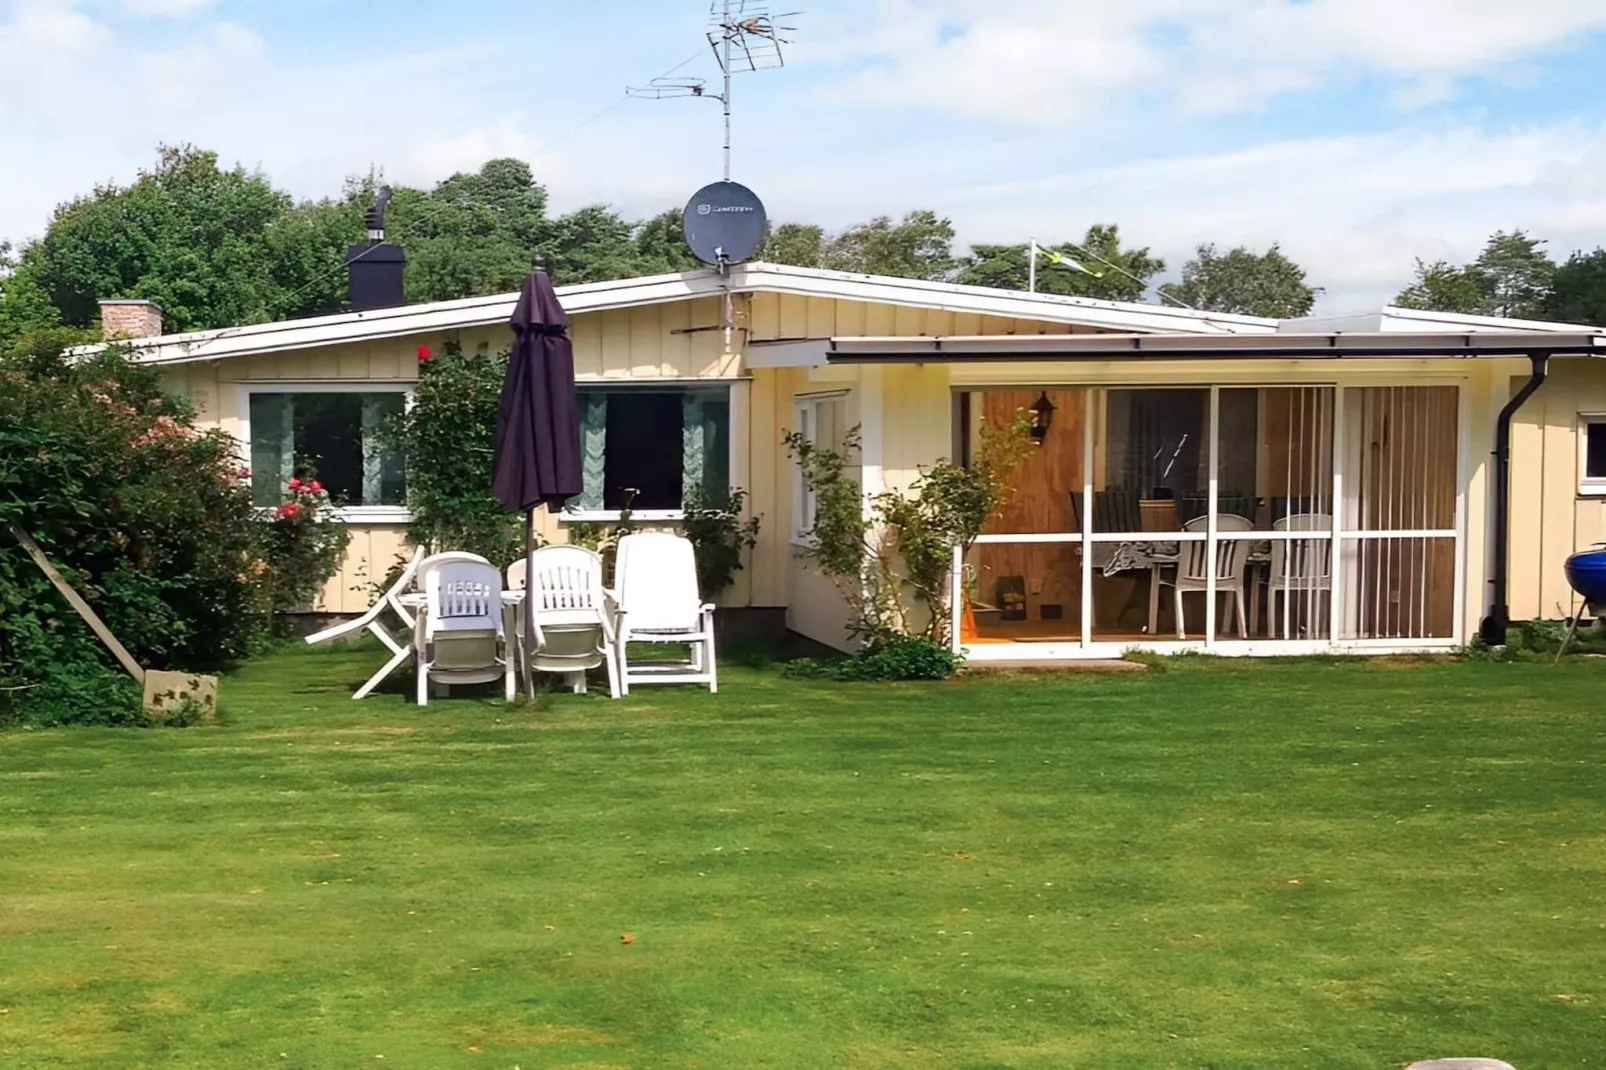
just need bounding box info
[0,341,336,725]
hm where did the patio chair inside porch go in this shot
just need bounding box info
[1154,514,1254,639]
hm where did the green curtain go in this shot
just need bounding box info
[578,393,608,510]
[248,393,294,507]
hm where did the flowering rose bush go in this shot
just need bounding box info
[0,341,266,725]
[256,476,350,630]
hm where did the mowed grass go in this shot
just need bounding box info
[1,646,1604,1069]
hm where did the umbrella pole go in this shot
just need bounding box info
[523,506,536,700]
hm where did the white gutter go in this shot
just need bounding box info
[825,331,1606,362]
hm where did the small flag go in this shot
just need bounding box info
[1038,247,1102,277]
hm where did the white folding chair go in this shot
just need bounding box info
[1157,514,1254,639]
[612,532,717,694]
[305,544,423,700]
[1269,513,1333,639]
[414,557,513,705]
[507,547,620,698]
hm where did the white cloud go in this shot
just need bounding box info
[926,124,1606,311]
[828,0,1606,124]
[1,0,1603,321]
[121,0,218,15]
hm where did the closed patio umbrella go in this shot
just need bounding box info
[493,266,582,697]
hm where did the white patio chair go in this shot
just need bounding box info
[507,547,621,698]
[414,557,513,706]
[612,532,717,694]
[1157,514,1254,639]
[304,544,423,700]
[1269,513,1333,639]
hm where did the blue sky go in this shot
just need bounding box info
[3,0,1606,312]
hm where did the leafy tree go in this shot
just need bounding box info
[1392,230,1556,319]
[1394,259,1488,314]
[1160,243,1318,318]
[538,204,652,284]
[819,210,957,280]
[759,222,826,267]
[0,150,682,344]
[0,242,69,353]
[10,145,331,335]
[1544,248,1606,326]
[632,208,703,275]
[957,224,1163,302]
[1475,230,1555,319]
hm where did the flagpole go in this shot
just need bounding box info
[1028,237,1038,293]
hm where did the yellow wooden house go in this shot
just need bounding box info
[102,262,1606,660]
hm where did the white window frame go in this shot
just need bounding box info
[559,382,737,524]
[236,381,414,524]
[792,390,850,545]
[1582,414,1606,496]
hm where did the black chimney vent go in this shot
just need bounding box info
[348,186,405,311]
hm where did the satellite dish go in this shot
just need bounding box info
[682,180,767,265]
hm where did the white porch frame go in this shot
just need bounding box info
[949,378,1469,661]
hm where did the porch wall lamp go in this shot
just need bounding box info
[1027,391,1056,445]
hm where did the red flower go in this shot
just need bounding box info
[287,477,302,491]
[308,480,323,493]
[276,502,300,519]
[417,344,433,361]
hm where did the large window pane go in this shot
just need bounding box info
[248,392,405,508]
[577,387,730,512]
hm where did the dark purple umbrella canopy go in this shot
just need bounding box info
[493,270,581,512]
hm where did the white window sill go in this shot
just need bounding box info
[1581,482,1606,498]
[335,506,413,524]
[257,506,412,524]
[561,510,686,523]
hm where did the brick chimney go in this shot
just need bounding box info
[99,299,164,340]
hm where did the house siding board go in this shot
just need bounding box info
[748,368,782,607]
[1508,375,1547,621]
[1539,384,1580,618]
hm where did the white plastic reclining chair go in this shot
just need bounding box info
[414,557,513,705]
[304,545,423,700]
[507,546,620,698]
[612,532,717,695]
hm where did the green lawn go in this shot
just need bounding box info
[1,647,1603,1069]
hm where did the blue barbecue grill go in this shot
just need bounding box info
[1558,544,1606,658]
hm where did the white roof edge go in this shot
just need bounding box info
[1377,304,1600,333]
[84,270,729,365]
[733,262,1279,335]
[91,260,1284,367]
[1282,306,1600,334]
[825,331,1606,360]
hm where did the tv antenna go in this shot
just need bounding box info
[628,1,798,180]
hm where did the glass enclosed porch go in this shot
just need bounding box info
[951,384,1465,658]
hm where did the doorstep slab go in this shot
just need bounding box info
[962,659,1146,674]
